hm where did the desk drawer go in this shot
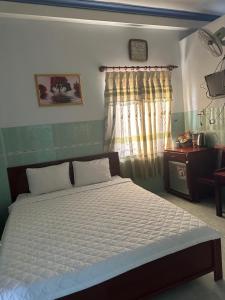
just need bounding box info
[164,152,186,163]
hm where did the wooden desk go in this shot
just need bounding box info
[214,170,225,217]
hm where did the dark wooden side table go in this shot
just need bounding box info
[214,170,225,217]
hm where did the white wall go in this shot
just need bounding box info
[180,15,225,113]
[0,17,183,128]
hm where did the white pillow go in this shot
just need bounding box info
[73,158,112,187]
[26,162,72,195]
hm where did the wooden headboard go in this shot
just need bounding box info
[7,152,120,203]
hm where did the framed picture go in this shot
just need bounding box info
[35,73,83,106]
[128,39,148,62]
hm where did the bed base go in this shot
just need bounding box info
[6,152,223,299]
[59,239,222,300]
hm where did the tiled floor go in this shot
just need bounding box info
[146,193,225,300]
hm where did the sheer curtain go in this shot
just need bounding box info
[104,70,173,178]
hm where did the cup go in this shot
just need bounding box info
[192,133,198,148]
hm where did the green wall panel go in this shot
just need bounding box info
[53,123,88,147]
[3,125,54,153]
[171,112,185,141]
[184,110,199,132]
[184,110,225,146]
[6,149,57,167]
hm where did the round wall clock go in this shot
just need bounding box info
[128,39,148,62]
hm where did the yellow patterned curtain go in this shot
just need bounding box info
[104,70,173,178]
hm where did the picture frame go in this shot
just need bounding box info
[128,39,148,62]
[34,73,83,106]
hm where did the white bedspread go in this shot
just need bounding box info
[0,177,220,300]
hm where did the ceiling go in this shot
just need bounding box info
[92,0,225,16]
[4,0,225,20]
[1,0,224,34]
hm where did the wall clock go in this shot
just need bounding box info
[128,39,148,62]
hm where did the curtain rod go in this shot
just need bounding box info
[99,65,178,72]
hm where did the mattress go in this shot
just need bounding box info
[0,177,220,300]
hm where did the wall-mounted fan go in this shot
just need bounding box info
[198,27,225,57]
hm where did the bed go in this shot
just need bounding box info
[0,152,223,300]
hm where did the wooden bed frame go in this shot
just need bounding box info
[7,152,223,300]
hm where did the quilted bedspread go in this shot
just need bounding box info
[0,177,220,300]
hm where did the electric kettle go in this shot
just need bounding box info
[197,133,205,147]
